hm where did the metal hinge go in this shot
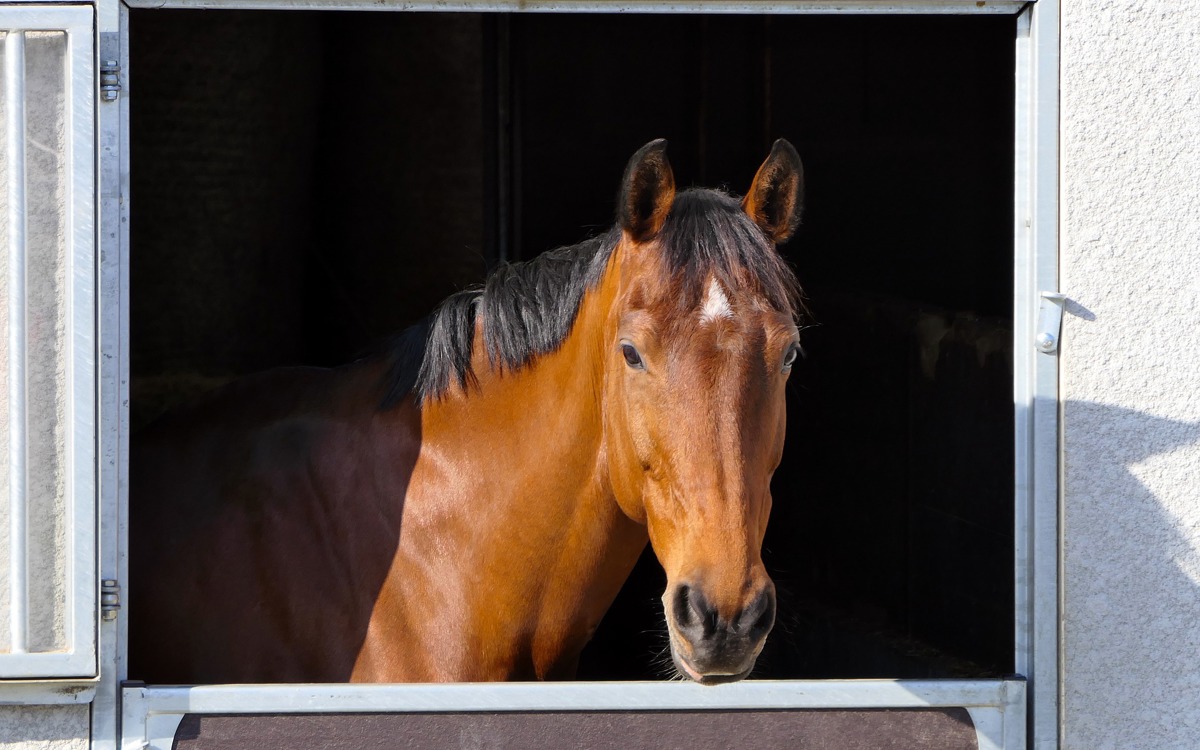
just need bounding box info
[1035,292,1066,354]
[100,60,121,102]
[101,579,121,621]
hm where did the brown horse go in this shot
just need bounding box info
[130,139,805,685]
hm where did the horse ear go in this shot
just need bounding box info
[742,139,804,245]
[619,138,676,243]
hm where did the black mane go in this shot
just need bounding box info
[381,188,800,408]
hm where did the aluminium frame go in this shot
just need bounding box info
[122,680,1027,750]
[90,2,1060,749]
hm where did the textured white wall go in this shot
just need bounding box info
[0,705,87,750]
[1061,2,1200,748]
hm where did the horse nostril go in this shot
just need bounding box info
[673,584,695,628]
[739,588,776,639]
[673,584,718,637]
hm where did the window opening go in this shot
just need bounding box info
[128,9,1015,683]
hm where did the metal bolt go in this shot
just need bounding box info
[1035,332,1057,353]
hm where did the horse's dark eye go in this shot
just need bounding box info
[782,344,800,371]
[621,344,644,369]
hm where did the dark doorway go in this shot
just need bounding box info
[130,9,1014,680]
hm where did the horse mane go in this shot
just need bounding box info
[381,188,801,408]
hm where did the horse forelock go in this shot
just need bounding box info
[655,189,802,322]
[380,188,802,410]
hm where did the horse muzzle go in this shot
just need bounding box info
[664,581,776,684]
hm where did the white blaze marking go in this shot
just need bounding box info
[700,278,734,323]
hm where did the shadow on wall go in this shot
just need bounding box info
[1062,399,1200,750]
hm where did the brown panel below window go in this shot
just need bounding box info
[172,708,977,750]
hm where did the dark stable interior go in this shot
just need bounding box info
[130,10,1015,680]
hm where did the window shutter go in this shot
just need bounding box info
[0,4,96,679]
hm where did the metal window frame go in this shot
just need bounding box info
[120,680,1027,750]
[92,0,130,745]
[119,0,1028,13]
[0,3,97,681]
[101,1,1060,749]
[1013,2,1060,749]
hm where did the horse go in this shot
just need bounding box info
[129,138,805,685]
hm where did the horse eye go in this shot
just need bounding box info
[782,344,800,371]
[621,344,644,369]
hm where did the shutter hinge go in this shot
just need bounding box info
[101,579,121,621]
[100,60,121,102]
[1035,292,1066,354]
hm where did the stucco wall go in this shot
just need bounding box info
[1061,2,1200,748]
[0,705,88,750]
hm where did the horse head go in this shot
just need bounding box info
[601,139,804,683]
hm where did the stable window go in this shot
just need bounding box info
[106,1,1058,749]
[0,4,96,683]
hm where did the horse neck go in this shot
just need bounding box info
[414,250,644,673]
[423,250,625,504]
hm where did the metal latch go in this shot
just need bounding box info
[1035,292,1066,354]
[100,60,121,102]
[101,579,121,621]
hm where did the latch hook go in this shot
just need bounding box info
[1036,292,1066,354]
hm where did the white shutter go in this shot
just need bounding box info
[0,4,96,679]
